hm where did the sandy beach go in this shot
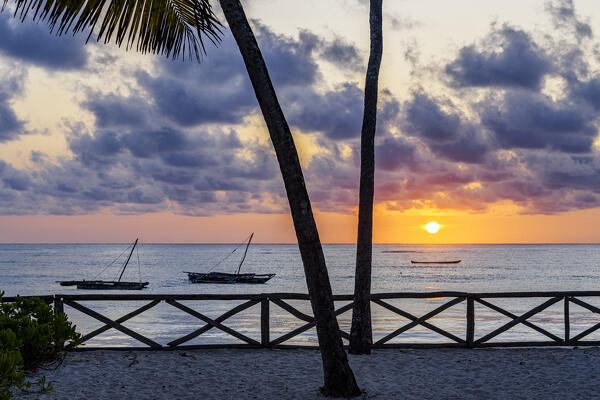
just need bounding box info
[12,347,600,399]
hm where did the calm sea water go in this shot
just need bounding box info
[1,244,599,346]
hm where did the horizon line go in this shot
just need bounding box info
[1,242,599,245]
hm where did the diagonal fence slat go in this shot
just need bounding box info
[372,298,466,344]
[475,298,563,343]
[70,300,161,348]
[270,301,354,346]
[64,300,162,349]
[166,300,260,346]
[567,297,600,342]
[474,297,562,345]
[374,297,465,345]
[268,299,351,340]
[270,298,313,322]
[569,297,600,315]
[168,299,261,347]
[570,321,600,342]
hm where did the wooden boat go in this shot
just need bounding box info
[411,260,462,264]
[185,233,275,284]
[186,272,275,284]
[58,239,149,290]
[72,280,148,290]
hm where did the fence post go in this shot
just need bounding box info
[564,296,570,343]
[53,295,65,350]
[466,296,474,348]
[261,296,270,347]
[53,295,64,315]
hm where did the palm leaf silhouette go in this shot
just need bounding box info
[2,0,223,60]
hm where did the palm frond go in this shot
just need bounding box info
[1,0,223,61]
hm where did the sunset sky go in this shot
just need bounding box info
[0,0,599,243]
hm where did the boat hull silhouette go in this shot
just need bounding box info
[186,272,274,284]
[59,280,148,289]
[411,260,461,264]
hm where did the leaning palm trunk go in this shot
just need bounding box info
[349,0,383,355]
[2,0,360,394]
[218,0,360,396]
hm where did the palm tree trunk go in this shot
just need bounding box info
[217,0,360,396]
[349,0,383,355]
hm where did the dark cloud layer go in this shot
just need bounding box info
[402,92,491,163]
[0,124,285,216]
[1,8,600,218]
[82,94,148,128]
[480,91,596,153]
[0,98,22,142]
[135,42,255,127]
[446,26,552,89]
[0,70,25,142]
[133,26,370,139]
[0,13,88,70]
[284,83,363,139]
[370,1,600,215]
[133,24,364,130]
[546,0,592,39]
[319,37,363,72]
[570,75,600,110]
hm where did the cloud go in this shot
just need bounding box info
[0,123,286,216]
[135,38,256,127]
[319,36,363,72]
[284,83,363,139]
[69,130,124,165]
[403,91,461,142]
[82,94,148,128]
[545,0,592,40]
[133,24,369,140]
[480,90,597,153]
[1,162,31,190]
[375,136,418,171]
[402,91,492,163]
[121,128,188,158]
[389,16,422,31]
[0,98,22,142]
[2,14,600,219]
[0,13,88,70]
[253,24,322,86]
[446,25,552,89]
[525,152,600,193]
[569,75,600,111]
[134,23,359,128]
[0,68,25,142]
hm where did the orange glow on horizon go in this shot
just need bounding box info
[0,206,600,244]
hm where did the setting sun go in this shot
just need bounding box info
[425,222,440,234]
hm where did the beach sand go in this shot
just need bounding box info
[13,347,600,399]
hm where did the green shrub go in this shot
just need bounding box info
[0,291,81,398]
[0,329,23,400]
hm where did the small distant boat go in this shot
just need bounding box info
[58,239,149,290]
[411,260,462,264]
[185,233,275,284]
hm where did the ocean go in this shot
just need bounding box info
[1,243,599,346]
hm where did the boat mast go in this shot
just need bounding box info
[118,238,138,282]
[236,233,253,275]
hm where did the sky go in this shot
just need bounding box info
[0,0,599,243]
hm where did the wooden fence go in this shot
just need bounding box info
[4,291,600,350]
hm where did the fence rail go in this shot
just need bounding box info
[4,291,600,350]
